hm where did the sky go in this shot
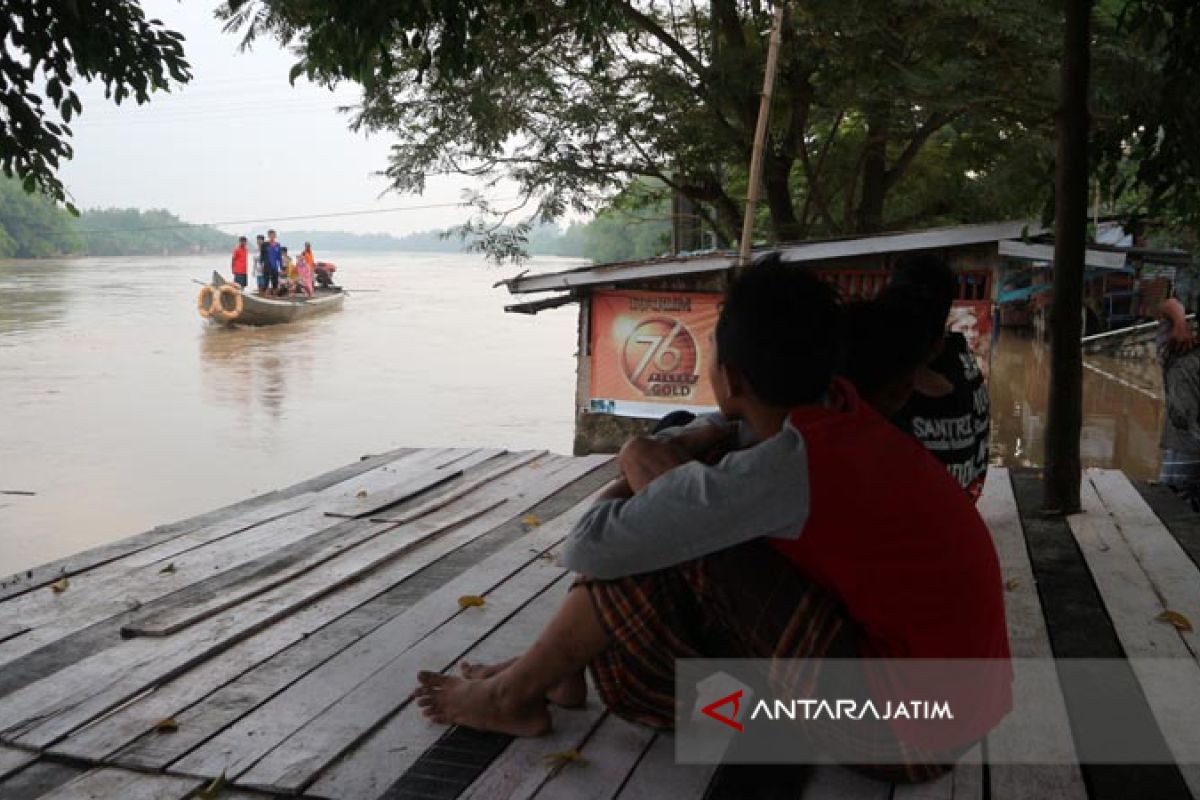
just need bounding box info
[58,1,499,237]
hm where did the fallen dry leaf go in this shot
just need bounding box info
[1155,610,1194,633]
[521,514,542,528]
[457,595,486,609]
[544,749,586,768]
[50,577,69,594]
[356,489,368,498]
[1005,578,1020,591]
[196,772,228,799]
[154,717,179,733]
[159,562,176,574]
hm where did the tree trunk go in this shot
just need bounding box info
[1044,0,1092,513]
[856,108,890,233]
[764,153,803,242]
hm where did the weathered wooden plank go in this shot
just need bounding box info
[457,709,607,800]
[0,758,87,799]
[33,767,200,800]
[1,451,518,747]
[612,733,716,800]
[533,714,656,800]
[0,449,457,672]
[308,578,574,800]
[1088,469,1200,660]
[951,749,985,800]
[0,446,417,603]
[122,491,506,637]
[310,580,574,800]
[1068,477,1200,796]
[114,451,506,640]
[370,451,549,524]
[200,546,580,790]
[0,625,29,645]
[62,457,609,770]
[1133,480,1200,572]
[977,469,1086,800]
[1012,470,1194,800]
[891,747,982,800]
[799,767,890,800]
[0,499,325,670]
[323,448,503,519]
[0,745,36,780]
[125,453,552,638]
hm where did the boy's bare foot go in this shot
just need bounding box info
[458,660,587,708]
[414,671,551,737]
[459,658,515,680]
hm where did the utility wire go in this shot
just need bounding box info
[63,198,519,236]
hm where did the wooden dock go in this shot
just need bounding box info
[1,448,1199,799]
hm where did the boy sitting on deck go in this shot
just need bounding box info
[414,261,1011,780]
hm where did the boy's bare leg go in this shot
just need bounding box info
[458,657,587,708]
[414,585,607,736]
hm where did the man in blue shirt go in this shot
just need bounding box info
[265,229,283,293]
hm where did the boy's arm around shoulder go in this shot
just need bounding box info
[561,426,811,580]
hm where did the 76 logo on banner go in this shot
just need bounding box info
[621,318,700,396]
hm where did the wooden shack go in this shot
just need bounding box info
[502,220,1042,455]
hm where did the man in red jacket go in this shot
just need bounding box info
[230,236,249,288]
[413,258,1011,780]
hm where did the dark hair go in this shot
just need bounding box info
[883,253,957,353]
[715,253,842,406]
[842,297,929,400]
[238,236,247,244]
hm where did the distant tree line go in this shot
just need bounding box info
[0,178,229,258]
[0,176,669,262]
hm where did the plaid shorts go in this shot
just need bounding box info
[577,542,963,783]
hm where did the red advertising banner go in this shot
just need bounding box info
[588,290,722,418]
[587,290,995,418]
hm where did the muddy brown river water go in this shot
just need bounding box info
[0,256,1170,575]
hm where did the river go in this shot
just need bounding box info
[0,253,579,574]
[0,256,1170,575]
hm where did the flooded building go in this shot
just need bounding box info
[503,220,1064,454]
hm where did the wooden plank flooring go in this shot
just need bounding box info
[2,455,1199,799]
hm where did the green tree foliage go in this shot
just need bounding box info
[220,0,1060,260]
[76,208,231,256]
[0,177,80,257]
[0,1,191,210]
[0,179,232,257]
[1093,0,1200,234]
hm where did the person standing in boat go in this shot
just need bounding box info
[230,236,249,289]
[265,230,283,294]
[296,242,316,298]
[255,234,268,294]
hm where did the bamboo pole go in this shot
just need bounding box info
[738,5,786,267]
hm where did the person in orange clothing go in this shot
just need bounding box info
[230,236,249,288]
[296,242,316,297]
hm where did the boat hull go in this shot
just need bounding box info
[203,272,345,326]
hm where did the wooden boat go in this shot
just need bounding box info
[196,271,345,326]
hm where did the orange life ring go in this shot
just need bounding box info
[196,285,217,318]
[213,284,244,321]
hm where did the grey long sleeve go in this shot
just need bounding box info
[561,422,811,579]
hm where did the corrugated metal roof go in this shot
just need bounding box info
[996,240,1129,269]
[502,220,1044,295]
